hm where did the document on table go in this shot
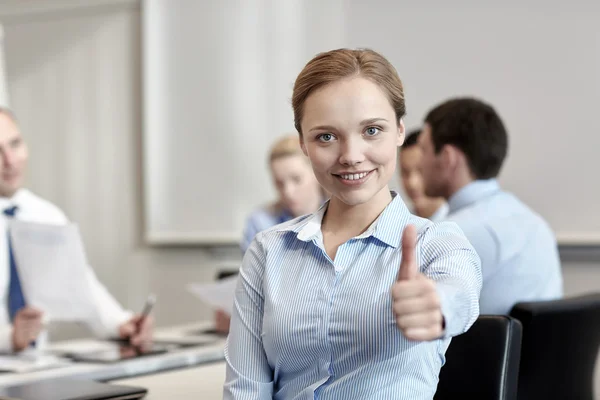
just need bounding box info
[0,352,71,373]
[187,275,238,314]
[9,220,97,322]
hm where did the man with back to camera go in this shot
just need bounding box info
[398,129,448,221]
[418,97,563,314]
[0,108,153,352]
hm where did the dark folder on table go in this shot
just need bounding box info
[0,378,147,400]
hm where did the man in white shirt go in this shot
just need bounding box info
[398,129,448,221]
[0,108,153,352]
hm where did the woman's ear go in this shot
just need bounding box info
[396,119,406,147]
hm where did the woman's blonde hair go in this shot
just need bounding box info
[269,134,304,163]
[292,48,406,135]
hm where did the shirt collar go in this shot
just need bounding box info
[284,191,411,248]
[448,179,500,214]
[0,188,27,212]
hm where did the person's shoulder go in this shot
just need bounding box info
[404,213,467,247]
[407,214,435,235]
[246,203,280,225]
[471,189,552,236]
[416,218,479,264]
[417,216,468,241]
[258,213,312,238]
[16,189,69,224]
[445,209,482,235]
[503,192,556,241]
[445,192,499,234]
[251,211,319,252]
[503,191,551,222]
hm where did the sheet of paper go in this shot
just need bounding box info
[0,353,71,373]
[48,339,120,356]
[9,220,97,322]
[187,275,238,314]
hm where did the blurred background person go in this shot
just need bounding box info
[240,134,324,253]
[418,97,563,315]
[0,108,153,352]
[398,128,447,221]
[215,134,324,333]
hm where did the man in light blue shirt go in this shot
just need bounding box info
[418,97,563,315]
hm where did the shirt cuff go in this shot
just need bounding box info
[436,281,479,338]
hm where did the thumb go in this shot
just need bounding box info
[397,224,418,281]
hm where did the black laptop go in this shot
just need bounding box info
[0,378,147,400]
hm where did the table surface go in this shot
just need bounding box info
[111,361,227,400]
[0,321,225,388]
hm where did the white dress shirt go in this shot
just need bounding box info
[0,189,131,352]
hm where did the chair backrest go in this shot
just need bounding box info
[510,292,600,400]
[435,315,522,400]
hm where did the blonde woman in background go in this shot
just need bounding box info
[214,134,324,333]
[240,134,325,253]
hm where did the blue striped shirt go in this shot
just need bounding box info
[446,179,563,314]
[224,192,482,400]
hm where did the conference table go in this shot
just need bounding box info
[0,321,226,392]
[111,361,226,399]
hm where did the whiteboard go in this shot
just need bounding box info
[143,0,600,245]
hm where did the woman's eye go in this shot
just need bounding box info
[318,133,334,142]
[365,127,380,136]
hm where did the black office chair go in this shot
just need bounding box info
[435,315,522,400]
[510,293,600,400]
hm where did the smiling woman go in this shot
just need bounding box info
[299,78,403,232]
[223,49,483,400]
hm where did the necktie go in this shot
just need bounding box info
[4,206,26,321]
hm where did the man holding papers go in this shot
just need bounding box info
[0,108,152,352]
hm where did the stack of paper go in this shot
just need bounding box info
[187,275,238,314]
[0,353,71,373]
[9,220,97,322]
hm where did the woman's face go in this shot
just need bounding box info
[270,154,322,217]
[299,76,404,210]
